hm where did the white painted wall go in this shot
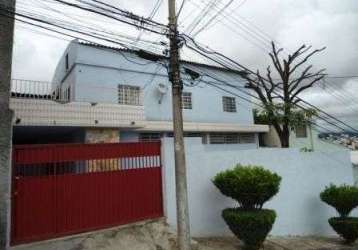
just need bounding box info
[162,137,354,237]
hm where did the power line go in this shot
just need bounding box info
[48,0,168,35]
[176,0,186,18]
[181,35,358,133]
[191,0,234,37]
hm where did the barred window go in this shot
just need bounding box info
[118,85,141,105]
[209,133,239,144]
[240,133,256,144]
[139,133,161,142]
[222,96,236,112]
[166,132,202,138]
[295,125,307,138]
[182,92,192,109]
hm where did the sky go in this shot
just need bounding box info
[11,0,358,130]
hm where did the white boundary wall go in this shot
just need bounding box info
[161,138,354,237]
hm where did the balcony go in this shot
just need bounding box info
[10,79,145,128]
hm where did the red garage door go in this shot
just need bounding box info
[11,142,163,245]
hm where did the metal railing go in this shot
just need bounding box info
[11,79,69,102]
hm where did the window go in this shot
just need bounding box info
[222,96,236,112]
[182,92,192,109]
[296,125,307,138]
[118,85,141,105]
[139,133,161,142]
[66,86,71,101]
[65,53,69,70]
[208,133,256,144]
[209,133,239,144]
[240,133,256,144]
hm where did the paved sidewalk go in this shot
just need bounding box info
[11,219,358,250]
[195,236,358,250]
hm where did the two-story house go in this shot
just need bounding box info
[11,39,268,148]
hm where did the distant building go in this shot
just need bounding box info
[260,124,346,152]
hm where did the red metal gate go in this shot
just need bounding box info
[11,142,163,245]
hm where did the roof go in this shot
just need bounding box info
[77,40,247,76]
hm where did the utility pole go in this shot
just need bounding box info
[168,1,191,250]
[0,0,15,249]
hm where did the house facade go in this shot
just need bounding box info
[11,39,268,147]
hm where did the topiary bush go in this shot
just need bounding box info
[223,208,276,250]
[320,184,358,217]
[213,165,281,250]
[213,165,281,209]
[329,217,358,244]
[320,184,358,244]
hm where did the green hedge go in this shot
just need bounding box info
[329,217,358,244]
[320,184,358,217]
[222,208,276,250]
[213,165,281,209]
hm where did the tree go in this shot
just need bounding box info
[244,42,326,148]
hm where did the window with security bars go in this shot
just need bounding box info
[295,125,308,138]
[240,133,256,144]
[118,85,141,105]
[182,92,192,109]
[222,96,236,112]
[139,133,161,142]
[209,133,240,144]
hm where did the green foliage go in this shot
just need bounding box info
[212,165,281,209]
[222,209,276,250]
[320,184,358,217]
[253,105,316,127]
[328,217,358,244]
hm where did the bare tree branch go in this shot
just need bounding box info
[245,41,326,147]
[289,47,326,74]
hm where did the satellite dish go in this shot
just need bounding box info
[157,82,168,94]
[156,82,168,104]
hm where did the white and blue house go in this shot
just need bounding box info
[11,39,268,147]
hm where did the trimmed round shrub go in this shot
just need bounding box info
[320,184,358,217]
[213,165,281,209]
[222,208,276,250]
[329,217,358,244]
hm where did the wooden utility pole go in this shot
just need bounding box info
[0,0,15,249]
[168,0,191,250]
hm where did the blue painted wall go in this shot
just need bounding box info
[53,41,255,125]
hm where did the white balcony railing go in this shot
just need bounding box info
[10,79,145,127]
[11,79,69,102]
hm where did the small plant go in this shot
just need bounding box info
[320,184,358,244]
[320,184,358,217]
[213,165,281,210]
[329,218,358,244]
[213,165,281,250]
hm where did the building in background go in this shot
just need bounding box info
[260,124,347,152]
[11,39,268,148]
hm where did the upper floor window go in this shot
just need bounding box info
[65,53,69,70]
[118,84,141,105]
[222,96,236,112]
[182,92,192,109]
[295,125,307,138]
